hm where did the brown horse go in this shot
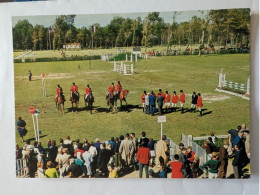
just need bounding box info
[84,91,94,114]
[71,92,79,113]
[115,89,129,110]
[55,94,65,114]
[106,91,116,112]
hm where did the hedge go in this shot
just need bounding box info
[221,87,246,95]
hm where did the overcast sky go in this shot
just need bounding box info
[12,10,206,28]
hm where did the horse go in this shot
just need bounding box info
[115,89,129,110]
[55,94,65,114]
[84,91,94,114]
[70,92,79,113]
[106,90,116,112]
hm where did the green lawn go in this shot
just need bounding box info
[14,54,250,147]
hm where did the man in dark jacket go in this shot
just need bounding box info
[218,140,229,178]
[157,93,165,115]
[190,91,198,113]
[98,143,110,177]
[149,91,156,116]
[232,145,242,178]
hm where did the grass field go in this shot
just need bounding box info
[14,53,250,147]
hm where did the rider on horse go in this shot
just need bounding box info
[70,82,79,100]
[107,82,115,98]
[85,84,94,100]
[116,81,122,96]
[56,84,65,101]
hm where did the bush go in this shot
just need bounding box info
[25,58,33,63]
[221,87,246,95]
[109,52,142,61]
[34,55,101,62]
[194,138,225,148]
[14,59,22,63]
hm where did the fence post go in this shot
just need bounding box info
[246,76,250,96]
[130,54,133,62]
[135,54,138,62]
[188,135,193,146]
[113,61,116,71]
[126,54,128,61]
[124,64,127,75]
[131,64,133,74]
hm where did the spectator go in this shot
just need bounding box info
[130,133,138,170]
[98,143,110,176]
[179,148,189,178]
[89,141,97,174]
[75,152,84,167]
[210,132,217,144]
[139,132,149,145]
[201,152,220,179]
[59,138,65,148]
[58,148,71,177]
[149,91,156,116]
[177,143,184,155]
[48,140,58,164]
[114,137,121,170]
[136,141,151,178]
[94,138,101,153]
[107,144,115,165]
[74,143,84,157]
[119,134,134,171]
[243,130,250,159]
[148,138,155,166]
[108,137,115,151]
[228,126,241,148]
[170,154,183,178]
[148,164,167,178]
[17,116,27,142]
[232,145,242,178]
[218,140,229,178]
[73,139,81,150]
[155,135,168,166]
[234,130,243,149]
[141,91,146,113]
[82,145,93,178]
[145,92,150,114]
[67,158,83,178]
[108,164,118,178]
[45,161,59,178]
[64,136,72,145]
[202,140,211,156]
[191,155,200,178]
[208,137,217,152]
[157,92,164,115]
[186,146,195,163]
[36,161,45,178]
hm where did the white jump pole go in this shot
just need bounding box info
[35,115,40,142]
[130,54,133,62]
[131,64,133,74]
[114,61,116,71]
[32,114,37,141]
[124,64,127,75]
[160,122,163,140]
[135,54,137,62]
[246,76,250,96]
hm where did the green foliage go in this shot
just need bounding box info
[194,138,225,148]
[109,52,142,61]
[14,59,22,63]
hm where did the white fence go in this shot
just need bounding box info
[113,61,133,75]
[16,158,29,177]
[101,55,109,61]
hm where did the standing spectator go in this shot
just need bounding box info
[59,138,65,149]
[98,143,110,176]
[148,138,155,166]
[89,142,97,174]
[228,126,241,148]
[36,161,45,178]
[156,89,165,98]
[74,144,84,157]
[64,136,73,156]
[108,164,118,178]
[157,93,165,115]
[75,152,84,167]
[191,155,200,178]
[243,130,250,159]
[179,90,185,114]
[130,133,138,170]
[179,148,189,178]
[55,148,63,168]
[149,91,156,116]
[107,144,115,165]
[45,161,59,178]
[145,92,150,114]
[218,140,229,178]
[67,158,83,178]
[171,91,179,112]
[232,145,242,178]
[170,154,183,178]
[177,143,184,155]
[186,146,195,164]
[201,152,220,179]
[94,138,101,153]
[241,124,247,131]
[141,91,146,112]
[210,132,217,144]
[108,137,115,151]
[48,140,58,164]
[148,164,167,178]
[139,132,149,145]
[208,137,217,152]
[197,93,203,116]
[234,130,243,149]
[28,70,32,81]
[155,135,168,166]
[136,142,151,178]
[202,140,212,156]
[190,91,198,113]
[17,116,27,142]
[119,134,134,170]
[73,139,81,150]
[58,148,71,177]
[64,136,72,145]
[164,91,171,113]
[114,138,121,170]
[82,145,93,178]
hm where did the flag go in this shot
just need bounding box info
[49,26,55,33]
[91,25,98,33]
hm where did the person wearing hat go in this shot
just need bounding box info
[141,91,147,112]
[164,91,171,113]
[201,152,220,179]
[107,82,115,98]
[55,84,65,101]
[70,82,79,100]
[179,90,185,114]
[116,81,122,96]
[145,92,150,114]
[156,89,165,98]
[17,116,27,142]
[84,84,93,100]
[218,140,229,178]
[28,70,32,81]
[190,91,198,113]
[171,91,179,112]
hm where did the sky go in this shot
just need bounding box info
[12,10,207,28]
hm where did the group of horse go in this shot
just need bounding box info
[54,89,129,114]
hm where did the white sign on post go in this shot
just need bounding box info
[158,116,166,139]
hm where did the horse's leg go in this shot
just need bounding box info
[76,101,78,113]
[62,102,64,114]
[71,102,74,112]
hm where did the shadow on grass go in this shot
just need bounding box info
[202,111,213,116]
[26,134,48,142]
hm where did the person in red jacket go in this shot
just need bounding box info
[170,154,183,178]
[70,82,78,100]
[136,141,151,178]
[179,90,185,114]
[171,91,179,112]
[116,81,122,96]
[164,91,171,113]
[84,84,93,100]
[197,93,203,116]
[141,91,146,112]
[186,146,195,163]
[107,83,115,98]
[55,84,65,101]
[157,89,165,98]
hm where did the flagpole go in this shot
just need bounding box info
[49,30,51,51]
[92,32,93,50]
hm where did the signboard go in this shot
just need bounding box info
[41,73,45,78]
[158,116,166,123]
[28,107,36,114]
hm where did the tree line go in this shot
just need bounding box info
[12,9,250,51]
